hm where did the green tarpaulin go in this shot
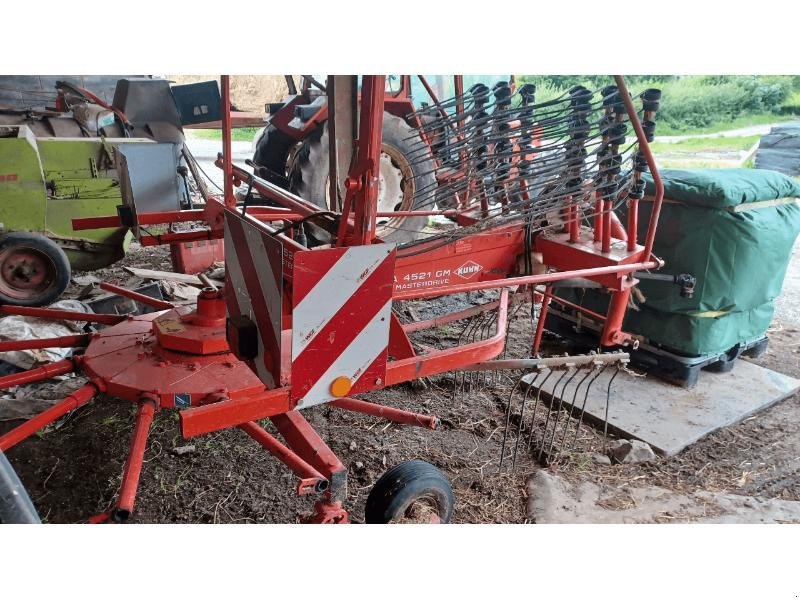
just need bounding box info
[557,169,800,356]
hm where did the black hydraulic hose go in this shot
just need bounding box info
[0,450,40,524]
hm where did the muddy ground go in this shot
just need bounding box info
[1,243,799,524]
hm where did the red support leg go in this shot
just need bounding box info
[0,359,75,390]
[270,410,349,524]
[238,421,328,496]
[330,397,438,430]
[0,383,97,451]
[600,288,633,347]
[114,399,156,523]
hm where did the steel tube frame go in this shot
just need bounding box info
[330,397,439,429]
[0,306,125,325]
[99,282,175,311]
[0,335,89,353]
[0,359,75,390]
[0,383,97,451]
[238,421,327,496]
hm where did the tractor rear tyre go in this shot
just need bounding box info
[0,232,70,307]
[252,124,298,188]
[288,113,436,245]
[365,459,454,524]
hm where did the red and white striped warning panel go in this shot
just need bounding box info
[224,210,284,388]
[291,244,396,409]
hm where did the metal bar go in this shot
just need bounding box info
[330,397,439,429]
[238,421,327,496]
[462,353,629,372]
[99,282,175,311]
[614,75,663,259]
[0,359,75,390]
[0,334,89,353]
[139,229,223,247]
[0,306,125,325]
[392,260,659,302]
[0,383,97,451]
[220,75,235,209]
[403,298,503,333]
[72,209,207,231]
[114,399,155,522]
[545,291,607,322]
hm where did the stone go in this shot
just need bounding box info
[172,445,196,456]
[349,441,357,451]
[610,439,657,464]
[591,452,612,465]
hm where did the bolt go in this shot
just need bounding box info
[375,378,382,385]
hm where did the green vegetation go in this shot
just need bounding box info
[186,127,262,142]
[648,135,761,155]
[516,75,800,134]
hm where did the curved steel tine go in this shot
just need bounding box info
[558,364,596,451]
[531,368,563,457]
[511,369,540,470]
[544,367,581,460]
[499,375,524,471]
[603,367,621,450]
[525,368,552,454]
[571,364,608,449]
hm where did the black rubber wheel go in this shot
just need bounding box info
[288,113,436,245]
[365,459,454,524]
[252,124,298,188]
[0,232,70,307]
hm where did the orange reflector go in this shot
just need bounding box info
[330,376,352,397]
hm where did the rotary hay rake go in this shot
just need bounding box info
[0,75,663,524]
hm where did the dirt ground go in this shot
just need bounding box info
[1,242,799,524]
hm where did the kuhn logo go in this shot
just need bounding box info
[454,260,482,280]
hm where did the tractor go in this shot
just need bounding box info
[250,75,512,244]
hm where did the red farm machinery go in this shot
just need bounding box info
[0,74,665,524]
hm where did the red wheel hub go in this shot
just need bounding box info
[0,248,54,299]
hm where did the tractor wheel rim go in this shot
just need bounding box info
[324,143,416,239]
[0,247,56,300]
[375,145,416,237]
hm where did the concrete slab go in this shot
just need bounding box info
[521,359,800,456]
[528,471,800,524]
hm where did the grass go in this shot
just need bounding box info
[649,135,761,155]
[185,127,262,142]
[655,113,796,136]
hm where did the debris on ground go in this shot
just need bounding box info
[172,445,196,456]
[0,299,92,370]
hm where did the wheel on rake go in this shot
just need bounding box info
[365,459,454,524]
[0,232,70,307]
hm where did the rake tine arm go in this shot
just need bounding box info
[0,334,90,354]
[98,282,175,311]
[114,398,156,523]
[0,359,76,390]
[0,305,126,325]
[238,420,328,496]
[0,382,98,451]
[330,397,439,430]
